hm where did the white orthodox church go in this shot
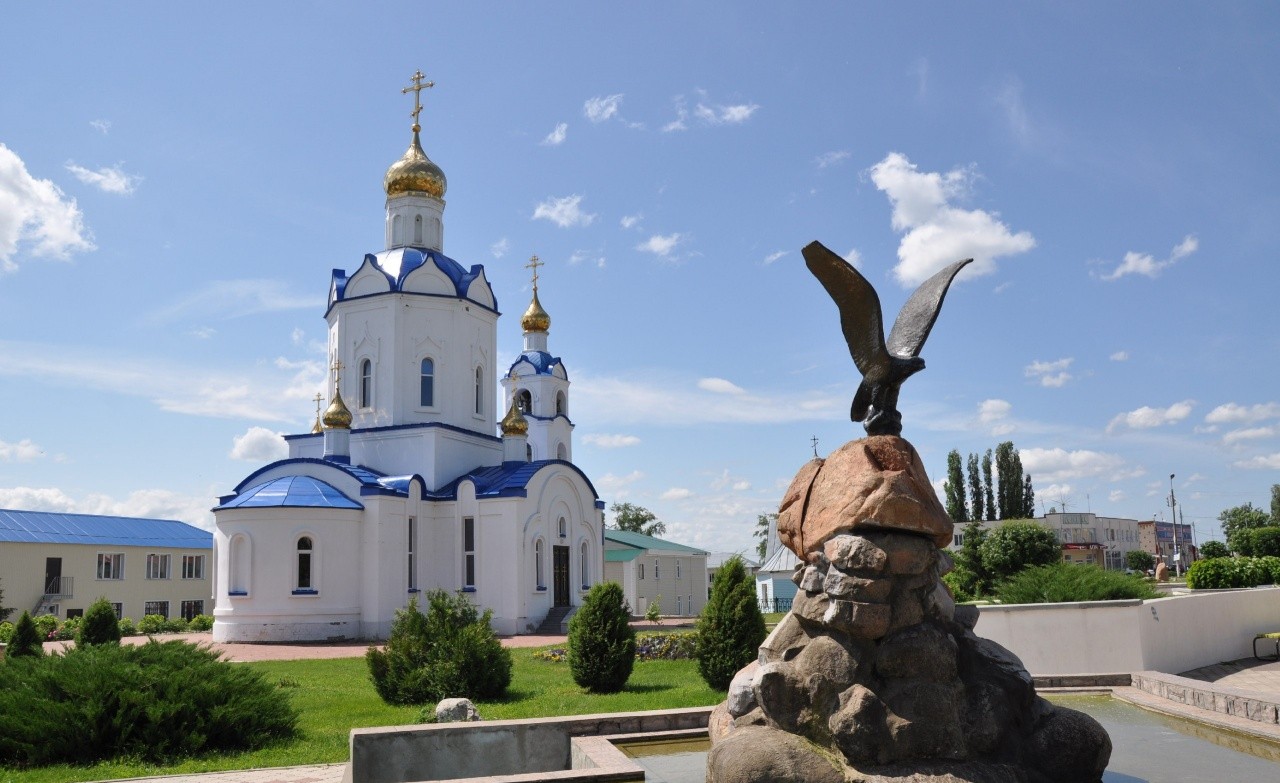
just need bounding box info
[211,75,605,641]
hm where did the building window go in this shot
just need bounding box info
[65,608,84,620]
[110,602,123,620]
[580,542,589,588]
[654,558,660,580]
[516,389,531,414]
[360,359,373,408]
[181,555,205,580]
[474,367,483,415]
[638,563,645,580]
[229,534,249,595]
[146,554,171,580]
[392,214,403,245]
[414,213,424,245]
[676,559,682,579]
[676,595,683,616]
[556,391,566,416]
[535,539,545,589]
[180,600,204,621]
[144,600,169,619]
[463,517,476,589]
[296,537,314,591]
[408,517,418,591]
[97,553,124,580]
[558,517,567,538]
[420,358,434,407]
[557,443,568,460]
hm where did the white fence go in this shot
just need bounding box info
[973,587,1280,675]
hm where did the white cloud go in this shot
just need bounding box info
[1110,351,1129,362]
[0,144,95,271]
[694,101,759,125]
[636,233,683,259]
[620,214,642,230]
[1235,453,1280,470]
[229,426,288,462]
[567,249,606,268]
[709,469,751,492]
[582,433,641,449]
[1108,490,1126,503]
[491,238,509,258]
[1106,400,1195,433]
[1021,447,1130,484]
[977,398,1015,435]
[0,486,215,530]
[661,487,693,501]
[541,122,568,146]
[698,378,746,395]
[596,470,645,495]
[1223,426,1276,445]
[89,119,112,134]
[815,150,851,169]
[1025,357,1074,388]
[0,438,43,461]
[1100,234,1198,281]
[190,326,216,339]
[867,152,1035,287]
[65,162,141,195]
[533,194,596,228]
[583,94,623,123]
[995,77,1033,146]
[1039,484,1075,507]
[762,251,786,266]
[1205,402,1280,425]
[661,105,688,133]
[144,279,319,325]
[844,248,862,269]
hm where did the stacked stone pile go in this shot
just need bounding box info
[707,436,1111,783]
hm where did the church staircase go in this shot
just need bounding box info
[535,606,572,636]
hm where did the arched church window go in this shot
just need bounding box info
[420,358,434,407]
[525,443,533,462]
[360,360,372,409]
[296,537,314,591]
[556,391,566,416]
[535,538,545,589]
[414,214,423,245]
[516,389,532,414]
[392,214,403,245]
[558,517,567,538]
[557,443,568,460]
[580,541,589,589]
[474,367,483,415]
[229,533,250,595]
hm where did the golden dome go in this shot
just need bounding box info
[322,389,353,430]
[384,127,447,198]
[521,290,550,333]
[501,399,529,437]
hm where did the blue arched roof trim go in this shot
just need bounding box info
[215,475,363,511]
[434,459,603,508]
[327,248,498,317]
[228,458,389,495]
[507,351,567,379]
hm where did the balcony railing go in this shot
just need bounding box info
[43,576,73,599]
[759,597,792,613]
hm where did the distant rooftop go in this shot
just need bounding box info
[0,509,212,549]
[604,528,708,555]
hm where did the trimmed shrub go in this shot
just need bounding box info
[189,614,214,632]
[7,612,43,658]
[78,598,122,647]
[1125,549,1155,573]
[162,616,190,633]
[139,614,166,635]
[1185,556,1275,589]
[979,521,1060,583]
[0,622,13,644]
[118,617,138,637]
[645,595,662,623]
[366,591,511,705]
[995,564,1160,604]
[32,614,58,641]
[0,639,296,767]
[568,582,636,693]
[52,616,81,641]
[942,570,975,604]
[1199,541,1229,560]
[696,555,767,690]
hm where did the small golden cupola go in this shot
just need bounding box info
[501,399,529,437]
[520,254,551,334]
[322,369,353,430]
[384,71,447,199]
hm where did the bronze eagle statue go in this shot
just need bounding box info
[802,241,972,437]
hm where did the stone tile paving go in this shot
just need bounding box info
[1179,655,1280,699]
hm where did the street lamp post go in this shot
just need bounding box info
[1169,474,1180,578]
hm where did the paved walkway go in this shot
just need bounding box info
[1179,653,1280,699]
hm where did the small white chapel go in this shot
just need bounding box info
[211,72,605,642]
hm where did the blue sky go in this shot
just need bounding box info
[1,3,1277,555]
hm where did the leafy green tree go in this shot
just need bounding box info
[0,579,12,623]
[966,453,984,521]
[1125,550,1155,572]
[994,441,1028,520]
[943,450,968,523]
[610,502,666,537]
[981,450,995,522]
[1242,527,1280,557]
[646,595,662,623]
[568,582,636,693]
[1199,540,1229,560]
[951,519,992,597]
[979,521,1060,583]
[1219,502,1272,553]
[753,513,776,562]
[1272,483,1280,524]
[1022,474,1036,518]
[77,597,123,647]
[697,555,767,690]
[7,611,43,658]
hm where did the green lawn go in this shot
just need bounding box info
[0,648,723,783]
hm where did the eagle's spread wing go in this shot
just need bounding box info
[885,258,973,358]
[802,241,890,385]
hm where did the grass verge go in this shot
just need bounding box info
[0,647,723,783]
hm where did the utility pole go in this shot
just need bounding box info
[1169,474,1180,577]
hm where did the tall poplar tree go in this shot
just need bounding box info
[1023,474,1036,518]
[943,450,968,523]
[967,452,984,521]
[982,450,995,523]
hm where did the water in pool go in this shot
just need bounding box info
[619,695,1280,783]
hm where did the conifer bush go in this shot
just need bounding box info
[0,639,297,767]
[995,563,1160,604]
[696,555,767,690]
[567,581,636,693]
[78,597,123,647]
[366,591,511,705]
[6,611,43,658]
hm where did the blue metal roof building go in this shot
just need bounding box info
[0,509,212,549]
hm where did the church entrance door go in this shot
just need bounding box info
[553,546,570,607]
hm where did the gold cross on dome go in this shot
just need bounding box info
[402,70,435,127]
[313,392,323,416]
[525,254,543,291]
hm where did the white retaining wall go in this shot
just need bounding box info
[973,587,1280,676]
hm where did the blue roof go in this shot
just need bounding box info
[329,248,496,313]
[434,459,604,508]
[215,476,363,510]
[0,509,212,549]
[507,350,567,378]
